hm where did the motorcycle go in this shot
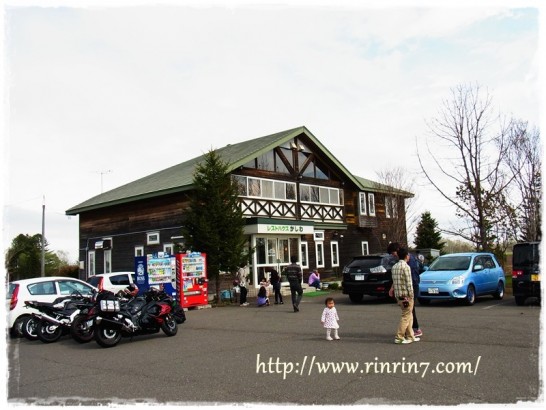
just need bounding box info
[94,287,179,348]
[24,293,92,343]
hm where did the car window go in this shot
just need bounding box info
[58,280,94,296]
[27,281,56,296]
[482,256,495,269]
[87,276,101,287]
[430,256,471,271]
[109,274,131,286]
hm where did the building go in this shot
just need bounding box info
[66,126,412,287]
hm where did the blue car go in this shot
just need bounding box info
[418,252,505,306]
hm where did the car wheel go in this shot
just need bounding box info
[418,298,431,306]
[465,284,476,306]
[349,293,363,303]
[10,316,27,338]
[493,281,504,300]
[515,295,526,306]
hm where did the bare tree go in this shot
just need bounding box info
[417,83,514,251]
[375,167,416,247]
[502,120,541,241]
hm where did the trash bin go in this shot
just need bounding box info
[220,290,232,301]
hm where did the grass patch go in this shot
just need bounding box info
[303,290,331,297]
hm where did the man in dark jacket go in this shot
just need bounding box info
[284,255,303,312]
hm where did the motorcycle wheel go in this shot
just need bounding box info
[37,321,63,343]
[94,324,122,348]
[22,316,39,341]
[70,314,94,344]
[161,315,178,336]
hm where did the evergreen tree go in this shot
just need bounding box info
[414,211,445,251]
[181,150,249,300]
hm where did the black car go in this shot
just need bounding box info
[512,242,541,305]
[342,254,393,303]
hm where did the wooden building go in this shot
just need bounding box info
[66,126,412,286]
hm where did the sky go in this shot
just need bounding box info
[1,0,542,264]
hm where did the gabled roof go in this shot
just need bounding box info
[66,126,411,215]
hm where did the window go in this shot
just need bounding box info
[163,243,174,255]
[147,232,160,245]
[88,251,96,276]
[316,242,325,268]
[104,250,112,273]
[135,246,144,257]
[331,241,339,267]
[385,196,398,219]
[300,242,309,269]
[28,281,56,296]
[233,176,297,202]
[109,274,131,286]
[359,192,367,215]
[368,193,376,216]
[361,241,369,255]
[314,231,325,241]
[300,184,341,205]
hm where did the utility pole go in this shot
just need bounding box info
[100,170,112,193]
[41,195,45,277]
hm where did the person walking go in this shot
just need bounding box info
[284,255,303,312]
[391,247,420,344]
[269,267,284,304]
[237,264,249,307]
[321,297,340,340]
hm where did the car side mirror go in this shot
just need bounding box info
[473,264,484,272]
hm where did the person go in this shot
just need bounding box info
[308,269,321,290]
[416,250,425,265]
[237,264,249,307]
[269,267,284,304]
[284,255,303,312]
[256,283,270,307]
[386,243,423,337]
[321,297,340,341]
[391,248,420,344]
[407,252,423,337]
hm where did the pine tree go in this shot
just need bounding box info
[414,211,445,251]
[181,150,249,300]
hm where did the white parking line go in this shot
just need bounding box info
[482,300,512,309]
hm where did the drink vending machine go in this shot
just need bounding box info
[134,253,177,297]
[175,252,208,308]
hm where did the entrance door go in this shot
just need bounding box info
[255,236,299,279]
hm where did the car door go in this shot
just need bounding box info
[480,255,499,292]
[471,256,489,294]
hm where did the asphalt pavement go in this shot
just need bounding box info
[6,290,542,406]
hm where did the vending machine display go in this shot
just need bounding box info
[176,252,208,308]
[134,253,177,298]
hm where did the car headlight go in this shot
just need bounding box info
[448,275,465,285]
[342,267,349,274]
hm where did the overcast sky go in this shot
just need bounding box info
[1,0,542,263]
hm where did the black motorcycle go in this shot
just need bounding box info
[94,288,180,348]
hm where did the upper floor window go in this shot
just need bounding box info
[300,184,341,205]
[232,175,296,201]
[359,192,375,216]
[385,196,398,218]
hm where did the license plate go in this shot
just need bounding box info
[531,274,540,282]
[428,287,439,294]
[355,275,365,281]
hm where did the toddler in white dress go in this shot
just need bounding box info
[321,297,340,341]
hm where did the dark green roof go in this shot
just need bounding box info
[66,126,412,215]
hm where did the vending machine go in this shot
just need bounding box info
[134,253,177,298]
[175,251,208,308]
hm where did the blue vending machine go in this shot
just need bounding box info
[134,253,177,298]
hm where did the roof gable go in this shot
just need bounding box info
[66,126,410,215]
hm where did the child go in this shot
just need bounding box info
[256,282,270,307]
[321,297,340,341]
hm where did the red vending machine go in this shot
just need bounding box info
[176,252,208,308]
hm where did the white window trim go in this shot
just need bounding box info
[314,231,325,241]
[88,251,96,277]
[104,250,112,273]
[359,192,367,215]
[300,183,341,205]
[315,242,325,268]
[386,196,392,218]
[361,241,369,256]
[234,175,297,202]
[300,242,309,269]
[330,241,339,267]
[368,193,376,216]
[147,232,160,245]
[135,246,144,257]
[163,243,174,255]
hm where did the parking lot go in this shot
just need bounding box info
[6,290,542,406]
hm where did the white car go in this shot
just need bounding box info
[86,272,136,294]
[6,276,97,338]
